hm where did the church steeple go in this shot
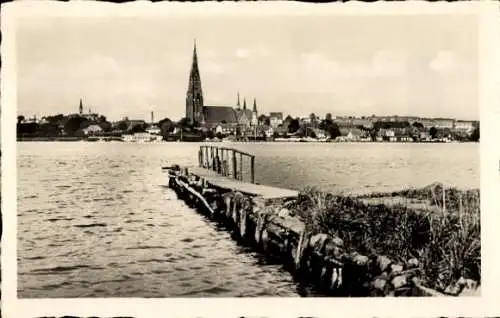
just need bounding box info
[186,39,204,125]
[193,39,198,67]
[243,98,247,110]
[79,98,83,115]
[253,98,257,112]
[237,92,241,109]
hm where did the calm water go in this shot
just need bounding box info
[17,142,479,298]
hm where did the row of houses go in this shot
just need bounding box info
[248,112,477,132]
[329,116,476,132]
[335,127,433,142]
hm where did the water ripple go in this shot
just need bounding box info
[17,142,479,298]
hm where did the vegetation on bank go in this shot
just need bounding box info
[18,111,480,143]
[291,183,480,293]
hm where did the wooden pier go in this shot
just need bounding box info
[163,146,466,297]
[196,145,298,200]
[199,145,256,183]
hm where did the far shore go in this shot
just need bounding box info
[16,137,479,144]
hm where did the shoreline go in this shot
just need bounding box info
[166,165,480,297]
[16,137,479,144]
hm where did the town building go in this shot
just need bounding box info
[146,125,161,135]
[185,41,258,133]
[269,112,283,128]
[127,120,146,131]
[433,118,455,130]
[454,120,476,132]
[82,124,103,136]
[418,118,436,129]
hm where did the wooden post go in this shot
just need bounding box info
[209,146,212,169]
[200,146,204,168]
[205,146,209,168]
[224,149,228,176]
[198,147,202,167]
[239,152,243,181]
[232,150,237,180]
[221,149,225,175]
[212,147,215,171]
[250,156,255,184]
[216,147,220,173]
[208,146,212,170]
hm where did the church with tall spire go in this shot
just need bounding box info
[185,40,204,125]
[185,41,258,132]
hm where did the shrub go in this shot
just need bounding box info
[293,184,480,292]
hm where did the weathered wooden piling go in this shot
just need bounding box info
[164,163,456,297]
[162,146,479,297]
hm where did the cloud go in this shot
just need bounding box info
[236,48,250,59]
[429,51,458,73]
[371,50,408,76]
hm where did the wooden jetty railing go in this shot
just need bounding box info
[198,145,255,184]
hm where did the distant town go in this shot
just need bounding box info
[15,102,480,143]
[17,42,479,143]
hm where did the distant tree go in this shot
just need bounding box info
[273,131,280,139]
[98,115,107,123]
[373,121,386,130]
[470,124,480,142]
[327,123,341,139]
[178,117,191,128]
[37,123,59,137]
[46,114,64,125]
[325,113,333,122]
[17,122,38,137]
[64,116,88,136]
[17,115,25,124]
[284,115,293,123]
[429,126,438,139]
[158,117,171,126]
[160,120,175,135]
[99,121,112,132]
[412,122,424,129]
[130,124,146,133]
[309,113,317,125]
[203,130,214,139]
[74,129,86,138]
[288,118,300,133]
[318,118,341,139]
[258,114,270,126]
[116,120,129,131]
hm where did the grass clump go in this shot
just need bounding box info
[293,184,480,293]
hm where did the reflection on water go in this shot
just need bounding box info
[17,142,479,297]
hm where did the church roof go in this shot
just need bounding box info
[235,109,252,121]
[203,106,238,124]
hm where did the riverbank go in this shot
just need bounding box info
[16,137,478,144]
[166,165,480,296]
[16,136,124,142]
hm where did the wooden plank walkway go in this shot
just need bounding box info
[188,166,299,200]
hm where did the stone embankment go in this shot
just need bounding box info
[166,165,479,297]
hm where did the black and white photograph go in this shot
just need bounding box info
[2,1,500,318]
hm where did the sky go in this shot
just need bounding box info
[16,14,478,122]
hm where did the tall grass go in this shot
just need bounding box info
[293,184,480,292]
